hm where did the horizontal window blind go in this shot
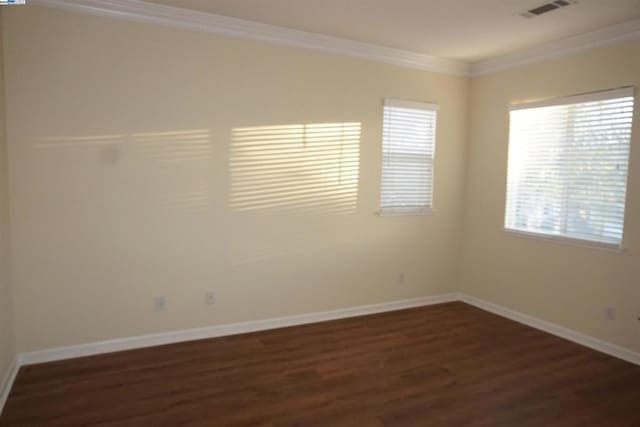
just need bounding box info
[380,99,438,215]
[505,87,634,246]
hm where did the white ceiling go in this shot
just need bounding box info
[146,0,640,62]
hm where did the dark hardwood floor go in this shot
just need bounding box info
[2,301,640,426]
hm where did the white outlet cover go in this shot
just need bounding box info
[154,296,168,312]
[605,307,616,320]
[206,291,215,305]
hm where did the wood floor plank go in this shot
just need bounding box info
[2,302,640,426]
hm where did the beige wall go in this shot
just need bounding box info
[3,5,637,357]
[0,9,15,379]
[460,41,640,353]
[3,6,468,352]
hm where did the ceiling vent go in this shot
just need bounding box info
[519,0,577,19]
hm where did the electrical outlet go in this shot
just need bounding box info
[154,296,167,312]
[205,291,215,305]
[605,306,616,321]
[397,272,405,284]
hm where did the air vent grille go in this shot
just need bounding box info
[520,0,576,18]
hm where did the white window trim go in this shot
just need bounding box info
[376,207,434,216]
[510,86,633,111]
[503,227,626,253]
[379,98,439,217]
[384,98,440,112]
[504,87,634,248]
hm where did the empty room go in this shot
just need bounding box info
[0,0,639,425]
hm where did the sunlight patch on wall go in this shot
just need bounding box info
[35,130,213,163]
[230,123,361,214]
[163,184,210,211]
[35,134,127,163]
[132,129,212,162]
[34,129,213,212]
[35,134,127,149]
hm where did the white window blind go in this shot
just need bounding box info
[380,99,438,215]
[505,87,634,247]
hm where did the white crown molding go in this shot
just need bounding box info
[23,1,640,78]
[19,293,458,365]
[28,0,470,76]
[471,18,640,76]
[459,293,640,366]
[0,356,19,416]
[26,1,640,78]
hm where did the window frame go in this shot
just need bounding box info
[504,87,635,250]
[378,98,439,217]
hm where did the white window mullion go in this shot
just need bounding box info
[559,104,575,235]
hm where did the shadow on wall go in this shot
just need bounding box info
[229,123,361,215]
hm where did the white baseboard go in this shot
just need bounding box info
[0,356,19,416]
[18,293,640,367]
[5,291,638,416]
[19,293,458,366]
[459,293,640,366]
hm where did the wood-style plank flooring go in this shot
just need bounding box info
[2,302,640,426]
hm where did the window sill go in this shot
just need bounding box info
[503,228,626,253]
[376,207,434,217]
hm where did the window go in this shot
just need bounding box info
[505,87,634,247]
[380,99,438,215]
